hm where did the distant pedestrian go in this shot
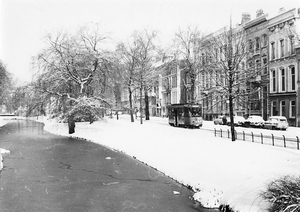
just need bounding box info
[222,116,227,125]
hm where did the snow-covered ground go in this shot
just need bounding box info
[1,116,300,211]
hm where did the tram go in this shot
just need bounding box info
[167,104,203,128]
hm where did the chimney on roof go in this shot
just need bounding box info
[256,9,264,18]
[241,12,251,24]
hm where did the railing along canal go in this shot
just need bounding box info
[214,128,300,150]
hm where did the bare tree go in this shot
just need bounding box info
[173,26,203,103]
[0,60,14,113]
[34,27,112,133]
[133,30,158,124]
[203,23,248,141]
[116,40,141,122]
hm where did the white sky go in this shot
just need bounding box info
[0,0,299,84]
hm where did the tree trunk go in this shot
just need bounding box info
[128,87,134,122]
[229,95,235,141]
[89,114,93,124]
[191,75,195,103]
[229,77,236,141]
[139,81,143,125]
[68,116,75,134]
[144,88,150,120]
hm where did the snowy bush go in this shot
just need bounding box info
[261,175,300,212]
[50,96,103,124]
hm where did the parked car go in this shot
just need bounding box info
[263,116,289,130]
[227,116,246,126]
[244,115,265,128]
[214,115,224,125]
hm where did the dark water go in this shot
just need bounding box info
[0,120,217,212]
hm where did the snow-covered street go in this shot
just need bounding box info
[30,115,300,212]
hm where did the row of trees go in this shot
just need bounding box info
[0,60,18,114]
[16,27,160,133]
[1,23,257,138]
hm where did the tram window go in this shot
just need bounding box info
[177,108,183,117]
[189,108,201,117]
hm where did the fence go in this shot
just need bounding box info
[214,128,300,150]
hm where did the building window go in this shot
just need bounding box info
[272,101,277,116]
[290,100,296,117]
[220,95,223,111]
[262,34,267,46]
[171,91,177,104]
[290,66,296,91]
[163,77,170,91]
[262,58,268,74]
[280,39,284,57]
[280,100,286,116]
[271,69,276,92]
[255,37,260,52]
[281,68,285,92]
[185,72,191,84]
[255,60,260,74]
[248,39,253,52]
[202,53,205,65]
[172,76,177,88]
[271,42,275,60]
[206,72,209,89]
[290,36,295,55]
[171,68,176,75]
[219,46,223,61]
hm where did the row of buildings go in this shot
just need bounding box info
[121,7,300,127]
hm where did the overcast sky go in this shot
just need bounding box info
[0,0,299,84]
